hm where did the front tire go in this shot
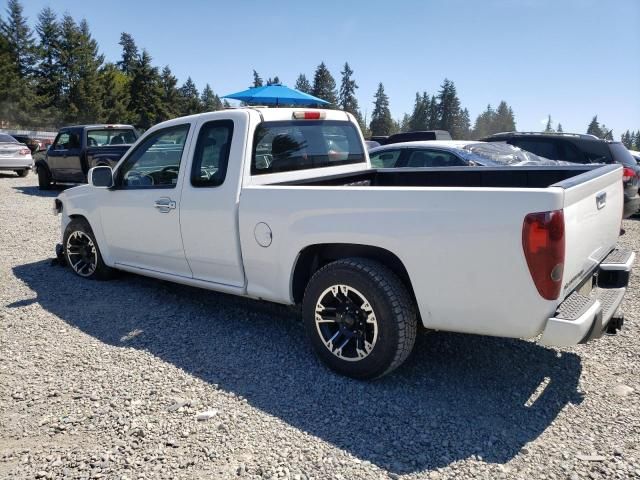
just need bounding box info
[63,218,115,280]
[37,166,51,190]
[302,258,417,379]
[15,169,29,177]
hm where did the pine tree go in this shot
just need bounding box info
[1,0,36,77]
[426,95,438,129]
[338,62,361,123]
[544,115,554,133]
[399,113,411,133]
[34,6,62,126]
[494,101,516,133]
[312,62,338,108]
[408,92,428,131]
[252,70,263,87]
[201,83,222,111]
[99,62,129,123]
[294,74,311,94]
[369,83,393,136]
[69,19,104,123]
[0,27,22,124]
[0,0,37,125]
[436,79,462,137]
[129,49,164,128]
[266,76,280,85]
[117,32,138,75]
[457,108,471,139]
[556,123,563,133]
[160,65,179,120]
[587,115,603,138]
[178,77,201,115]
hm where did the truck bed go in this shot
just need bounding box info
[276,165,605,189]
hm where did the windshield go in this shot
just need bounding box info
[0,133,18,143]
[459,142,562,165]
[87,128,137,146]
[608,142,637,167]
[252,120,365,175]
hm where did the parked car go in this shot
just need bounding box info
[369,140,571,169]
[629,150,640,165]
[54,108,632,379]
[482,132,640,217]
[12,135,44,154]
[368,130,452,146]
[0,133,33,177]
[36,124,139,189]
[364,140,380,150]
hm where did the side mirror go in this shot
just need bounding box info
[89,166,114,188]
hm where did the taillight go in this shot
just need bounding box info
[622,167,636,182]
[292,111,325,120]
[522,210,565,300]
[19,148,30,155]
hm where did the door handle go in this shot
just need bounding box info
[154,197,176,213]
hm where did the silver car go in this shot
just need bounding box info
[0,133,33,177]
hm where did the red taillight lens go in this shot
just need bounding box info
[19,148,30,155]
[522,210,565,300]
[292,111,325,120]
[622,167,636,181]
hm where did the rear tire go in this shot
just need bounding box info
[37,166,51,190]
[302,258,417,379]
[15,169,29,177]
[63,218,115,280]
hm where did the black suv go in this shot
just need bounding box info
[482,132,640,217]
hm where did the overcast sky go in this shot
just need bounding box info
[19,0,640,137]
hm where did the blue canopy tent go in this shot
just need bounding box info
[222,84,329,106]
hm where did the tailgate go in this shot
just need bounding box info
[557,164,623,298]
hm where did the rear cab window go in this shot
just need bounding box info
[251,120,365,175]
[87,128,137,147]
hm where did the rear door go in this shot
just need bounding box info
[100,123,193,277]
[179,115,246,287]
[558,165,623,297]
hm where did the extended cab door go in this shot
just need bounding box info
[48,129,81,181]
[99,123,193,277]
[178,113,247,287]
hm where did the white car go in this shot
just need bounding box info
[54,108,633,379]
[629,150,640,165]
[0,133,33,177]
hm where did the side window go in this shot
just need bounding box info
[370,149,401,168]
[406,149,466,167]
[510,139,559,160]
[117,124,190,189]
[68,131,81,149]
[191,120,234,187]
[53,132,70,150]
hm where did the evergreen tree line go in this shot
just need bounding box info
[620,129,640,151]
[0,0,227,129]
[0,0,635,142]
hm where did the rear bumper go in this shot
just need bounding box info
[539,247,634,346]
[0,156,33,170]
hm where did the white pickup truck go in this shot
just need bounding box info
[54,108,634,379]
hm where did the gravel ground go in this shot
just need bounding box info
[1,172,639,480]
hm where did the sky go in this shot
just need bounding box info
[19,0,640,137]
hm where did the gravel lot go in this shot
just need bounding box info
[1,172,639,480]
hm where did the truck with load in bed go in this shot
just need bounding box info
[53,107,633,379]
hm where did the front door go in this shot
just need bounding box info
[100,123,193,278]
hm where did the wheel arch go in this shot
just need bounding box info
[291,243,416,305]
[34,159,50,174]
